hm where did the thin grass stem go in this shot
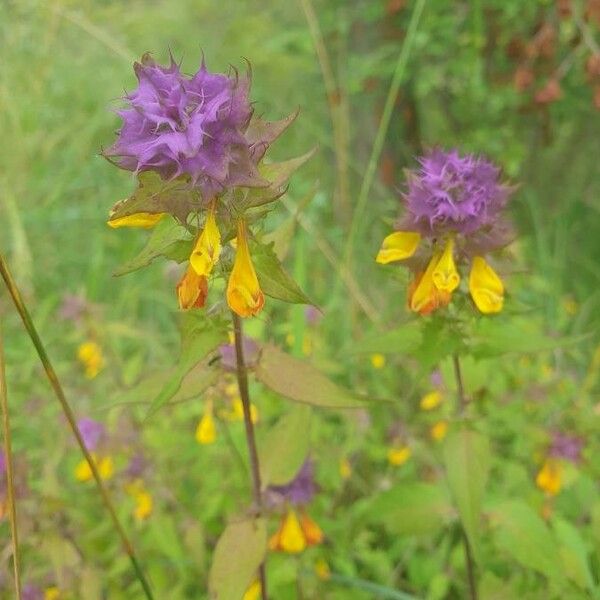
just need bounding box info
[0,253,155,600]
[0,322,22,599]
[344,0,427,267]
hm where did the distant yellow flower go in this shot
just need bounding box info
[107,212,164,228]
[196,402,217,445]
[220,398,259,424]
[420,390,443,411]
[189,202,221,277]
[376,231,421,264]
[44,587,60,600]
[243,580,262,600]
[387,445,412,467]
[269,509,324,554]
[536,459,562,496]
[314,557,331,581]
[469,256,504,314]
[74,454,114,482]
[227,219,264,318]
[370,353,386,369]
[77,341,103,379]
[430,420,448,441]
[562,296,578,316]
[339,457,352,480]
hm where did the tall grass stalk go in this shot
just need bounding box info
[0,322,22,600]
[0,253,155,600]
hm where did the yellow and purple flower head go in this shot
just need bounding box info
[377,149,513,315]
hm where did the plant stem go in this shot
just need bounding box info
[0,323,22,599]
[452,354,478,600]
[231,312,268,600]
[0,254,154,600]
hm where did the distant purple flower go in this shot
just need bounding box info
[77,418,105,452]
[105,53,262,201]
[401,149,511,237]
[22,584,43,600]
[549,432,584,463]
[267,460,317,506]
[58,293,88,322]
[0,450,5,478]
[429,369,443,388]
[304,306,322,326]
[125,453,148,479]
[219,336,259,371]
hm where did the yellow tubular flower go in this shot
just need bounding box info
[177,266,208,310]
[133,490,153,521]
[432,238,460,292]
[469,256,504,314]
[196,402,217,445]
[74,454,114,482]
[77,341,103,379]
[376,231,421,264]
[300,510,324,546]
[243,580,262,600]
[430,421,448,441]
[409,253,452,315]
[387,445,412,466]
[536,459,562,496]
[107,212,164,228]
[190,203,221,277]
[227,220,265,318]
[420,390,443,411]
[269,509,307,554]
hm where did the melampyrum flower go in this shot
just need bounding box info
[376,149,513,316]
[105,53,259,200]
[226,219,264,318]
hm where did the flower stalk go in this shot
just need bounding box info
[0,254,155,600]
[452,354,477,600]
[0,322,22,600]
[231,311,268,600]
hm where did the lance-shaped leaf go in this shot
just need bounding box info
[246,109,300,162]
[259,404,312,487]
[250,240,312,305]
[209,517,267,600]
[363,482,453,536]
[108,172,202,223]
[146,313,228,418]
[113,216,192,276]
[491,500,565,585]
[245,147,318,208]
[443,426,490,563]
[255,344,364,409]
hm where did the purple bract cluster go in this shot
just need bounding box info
[77,417,105,452]
[106,54,256,200]
[268,460,317,506]
[403,149,510,236]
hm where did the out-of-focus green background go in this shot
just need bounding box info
[2,0,600,598]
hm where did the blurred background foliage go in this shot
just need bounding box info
[2,0,600,598]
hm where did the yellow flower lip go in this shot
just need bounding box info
[376,231,421,264]
[107,212,164,228]
[190,202,221,277]
[432,237,460,293]
[409,252,452,315]
[269,508,323,554]
[226,219,265,318]
[536,459,562,496]
[469,256,504,314]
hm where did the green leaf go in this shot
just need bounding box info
[469,316,586,358]
[553,518,595,591]
[491,500,565,584]
[255,344,364,409]
[113,216,192,276]
[245,147,317,208]
[259,404,312,487]
[208,517,267,600]
[146,313,227,417]
[364,482,453,536]
[250,240,312,305]
[443,426,490,562]
[348,321,422,355]
[108,171,201,223]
